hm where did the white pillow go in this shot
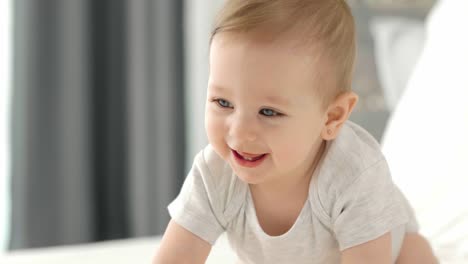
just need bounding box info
[370,17,425,111]
[381,0,468,261]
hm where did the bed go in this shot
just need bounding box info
[0,235,236,264]
[379,0,468,262]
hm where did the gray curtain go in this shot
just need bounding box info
[10,0,185,249]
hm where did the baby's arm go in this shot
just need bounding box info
[153,219,211,264]
[341,232,392,264]
[396,233,438,264]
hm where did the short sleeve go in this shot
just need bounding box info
[331,159,410,250]
[167,149,227,245]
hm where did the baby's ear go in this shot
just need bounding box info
[321,92,358,140]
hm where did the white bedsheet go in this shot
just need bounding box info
[381,0,468,262]
[0,234,236,264]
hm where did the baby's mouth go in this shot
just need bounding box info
[233,150,266,162]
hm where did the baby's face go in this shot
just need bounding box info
[205,32,328,186]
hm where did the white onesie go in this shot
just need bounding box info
[168,121,418,263]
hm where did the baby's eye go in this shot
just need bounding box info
[260,108,280,117]
[215,99,233,108]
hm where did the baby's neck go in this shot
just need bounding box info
[249,140,326,200]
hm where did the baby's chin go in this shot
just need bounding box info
[230,167,268,185]
[236,174,264,185]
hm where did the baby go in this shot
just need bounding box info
[155,0,437,263]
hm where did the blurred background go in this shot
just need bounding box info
[3,0,465,258]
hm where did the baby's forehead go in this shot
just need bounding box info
[211,31,337,103]
[215,30,324,67]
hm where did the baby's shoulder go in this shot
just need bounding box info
[309,122,390,219]
[197,145,248,219]
[198,144,228,182]
[198,145,236,186]
[316,122,385,186]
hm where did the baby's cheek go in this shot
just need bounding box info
[205,113,221,139]
[274,142,301,162]
[205,116,229,158]
[273,137,314,165]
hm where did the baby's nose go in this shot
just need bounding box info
[228,116,258,142]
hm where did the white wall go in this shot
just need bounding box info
[0,0,12,253]
[183,0,225,170]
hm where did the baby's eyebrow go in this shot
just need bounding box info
[264,95,291,107]
[208,84,231,94]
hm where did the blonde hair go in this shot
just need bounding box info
[210,0,356,106]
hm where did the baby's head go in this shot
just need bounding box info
[210,0,356,107]
[205,0,358,185]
